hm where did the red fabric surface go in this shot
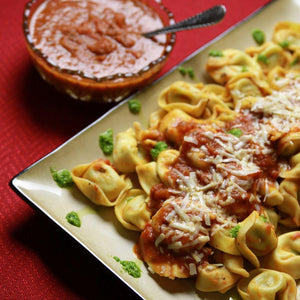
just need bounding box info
[1,0,272,299]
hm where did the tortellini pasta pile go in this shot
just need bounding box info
[71,22,300,299]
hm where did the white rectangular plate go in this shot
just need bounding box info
[11,0,300,299]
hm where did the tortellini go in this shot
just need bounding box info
[273,21,300,51]
[267,66,296,90]
[70,21,300,298]
[200,93,236,122]
[235,211,277,268]
[113,127,149,173]
[289,49,300,71]
[133,122,163,152]
[245,42,291,74]
[196,249,248,293]
[156,149,179,185]
[158,109,199,145]
[200,83,232,107]
[158,81,209,117]
[226,72,271,105]
[264,208,280,230]
[280,152,300,179]
[158,81,235,122]
[148,109,167,129]
[277,179,300,227]
[114,189,151,231]
[277,132,300,157]
[138,225,191,279]
[136,162,161,195]
[257,180,283,206]
[205,49,263,84]
[209,226,241,255]
[237,268,297,300]
[213,250,249,278]
[263,231,300,279]
[195,263,241,294]
[71,159,131,206]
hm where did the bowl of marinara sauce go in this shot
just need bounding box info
[23,0,175,102]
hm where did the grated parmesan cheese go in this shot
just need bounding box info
[150,79,300,259]
[189,263,197,276]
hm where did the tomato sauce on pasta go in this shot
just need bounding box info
[71,21,300,299]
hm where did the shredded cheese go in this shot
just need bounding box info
[150,78,300,268]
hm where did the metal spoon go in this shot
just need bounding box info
[142,5,226,38]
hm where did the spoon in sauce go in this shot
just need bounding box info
[142,5,226,38]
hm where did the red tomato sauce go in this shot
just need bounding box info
[148,183,172,215]
[139,111,287,274]
[29,0,167,78]
[224,113,256,135]
[138,223,211,278]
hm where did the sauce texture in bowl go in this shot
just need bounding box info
[24,0,175,102]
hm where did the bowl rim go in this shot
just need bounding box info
[23,0,176,83]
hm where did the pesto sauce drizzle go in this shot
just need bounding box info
[227,128,243,138]
[50,168,73,188]
[128,99,141,114]
[178,66,195,79]
[66,211,81,227]
[113,256,141,278]
[99,128,114,155]
[229,224,241,238]
[252,29,265,45]
[150,141,168,160]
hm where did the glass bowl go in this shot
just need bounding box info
[23,0,175,103]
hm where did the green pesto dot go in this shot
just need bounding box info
[99,128,114,155]
[150,141,168,160]
[187,67,195,79]
[252,29,265,45]
[66,211,81,227]
[50,168,73,188]
[208,49,223,57]
[113,256,121,263]
[257,53,269,64]
[187,68,195,79]
[178,66,187,76]
[128,99,141,114]
[113,256,141,278]
[229,224,241,238]
[227,128,243,137]
[279,40,290,48]
[178,66,195,79]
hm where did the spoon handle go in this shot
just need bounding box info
[142,5,226,38]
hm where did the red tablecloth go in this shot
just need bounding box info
[1,0,272,298]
